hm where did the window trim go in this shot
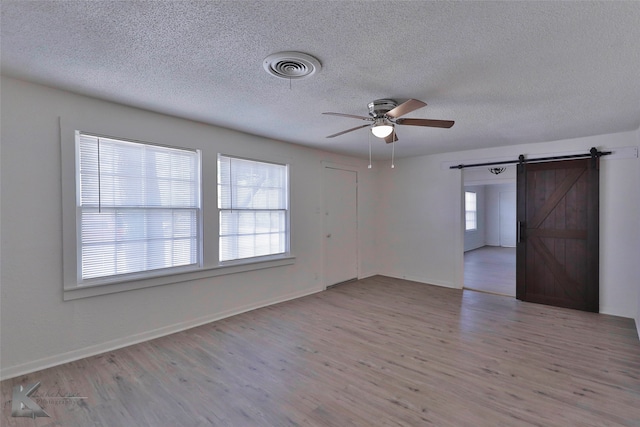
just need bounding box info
[61,118,295,301]
[63,255,295,301]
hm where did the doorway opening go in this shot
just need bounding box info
[463,168,516,297]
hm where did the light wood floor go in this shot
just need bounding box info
[2,276,639,426]
[465,246,516,296]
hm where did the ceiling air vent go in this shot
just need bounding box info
[263,51,321,80]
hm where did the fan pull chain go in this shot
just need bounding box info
[368,131,372,169]
[391,130,395,169]
[97,137,102,213]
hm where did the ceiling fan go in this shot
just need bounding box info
[323,98,454,143]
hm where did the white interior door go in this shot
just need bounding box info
[499,190,517,247]
[324,167,358,287]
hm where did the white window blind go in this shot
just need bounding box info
[78,133,201,281]
[218,155,289,262]
[465,191,477,231]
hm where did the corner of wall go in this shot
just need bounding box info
[635,127,640,339]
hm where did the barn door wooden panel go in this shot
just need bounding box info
[516,158,599,312]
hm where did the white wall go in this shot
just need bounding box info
[0,76,377,379]
[375,130,640,320]
[463,185,486,251]
[635,130,640,339]
[375,154,463,288]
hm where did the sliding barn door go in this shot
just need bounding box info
[516,158,599,312]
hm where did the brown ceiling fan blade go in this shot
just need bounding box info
[395,118,455,128]
[385,99,427,118]
[322,112,372,121]
[384,130,398,144]
[326,124,371,138]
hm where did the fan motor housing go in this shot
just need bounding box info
[368,99,397,118]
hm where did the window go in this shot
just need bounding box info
[62,122,294,300]
[465,191,477,231]
[218,155,289,262]
[77,133,201,282]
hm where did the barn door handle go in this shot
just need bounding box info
[517,221,526,243]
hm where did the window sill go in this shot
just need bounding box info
[63,255,296,301]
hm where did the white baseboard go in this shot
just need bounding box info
[381,273,460,290]
[599,305,635,320]
[358,271,378,280]
[0,287,322,381]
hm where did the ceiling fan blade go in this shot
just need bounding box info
[385,99,427,119]
[326,124,371,138]
[395,118,455,128]
[384,130,398,144]
[322,112,372,121]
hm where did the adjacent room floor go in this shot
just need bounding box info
[464,245,516,296]
[2,276,639,426]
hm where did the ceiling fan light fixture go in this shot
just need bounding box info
[323,98,454,140]
[371,118,394,138]
[371,125,394,138]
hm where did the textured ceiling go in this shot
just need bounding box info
[2,1,640,159]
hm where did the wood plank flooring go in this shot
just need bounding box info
[2,275,639,426]
[465,246,516,296]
